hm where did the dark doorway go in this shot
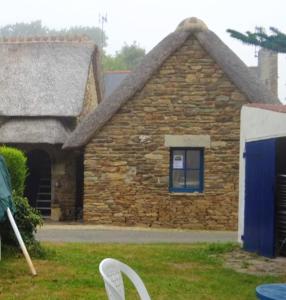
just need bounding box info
[24,149,52,217]
[275,137,286,256]
[75,154,84,220]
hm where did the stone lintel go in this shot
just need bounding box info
[164,135,211,148]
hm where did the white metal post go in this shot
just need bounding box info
[7,208,37,276]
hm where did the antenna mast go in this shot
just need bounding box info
[99,13,108,52]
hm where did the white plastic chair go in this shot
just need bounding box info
[99,258,151,300]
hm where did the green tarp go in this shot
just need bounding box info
[0,155,15,222]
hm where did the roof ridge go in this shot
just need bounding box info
[63,20,280,150]
[0,35,94,44]
[176,17,208,32]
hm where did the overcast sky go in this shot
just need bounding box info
[2,0,286,101]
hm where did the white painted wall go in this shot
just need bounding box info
[238,106,286,242]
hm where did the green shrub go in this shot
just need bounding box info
[0,146,43,253]
[0,146,28,196]
[0,192,43,247]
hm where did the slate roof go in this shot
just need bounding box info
[104,71,130,98]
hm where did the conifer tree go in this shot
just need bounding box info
[227,27,286,53]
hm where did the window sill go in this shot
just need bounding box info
[169,192,204,196]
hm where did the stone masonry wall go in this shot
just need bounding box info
[79,63,99,121]
[52,151,77,220]
[84,36,249,230]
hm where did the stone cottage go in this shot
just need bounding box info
[64,18,280,230]
[0,36,102,219]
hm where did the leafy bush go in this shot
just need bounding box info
[0,146,43,254]
[0,192,43,247]
[0,146,28,196]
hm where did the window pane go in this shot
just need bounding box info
[186,150,200,169]
[172,150,185,169]
[186,170,200,188]
[172,170,185,188]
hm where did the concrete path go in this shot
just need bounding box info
[36,224,237,244]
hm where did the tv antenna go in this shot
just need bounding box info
[99,13,108,51]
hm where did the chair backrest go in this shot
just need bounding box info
[99,258,151,300]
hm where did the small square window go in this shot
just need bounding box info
[169,148,204,192]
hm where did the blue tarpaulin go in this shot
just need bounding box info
[0,155,15,222]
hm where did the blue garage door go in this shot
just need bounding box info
[244,139,276,257]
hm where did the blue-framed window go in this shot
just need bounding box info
[169,148,204,192]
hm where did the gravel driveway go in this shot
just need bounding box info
[36,224,237,244]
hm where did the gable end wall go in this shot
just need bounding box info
[78,63,99,122]
[83,36,248,230]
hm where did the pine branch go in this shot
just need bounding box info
[227,29,261,47]
[227,27,286,53]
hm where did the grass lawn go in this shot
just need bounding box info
[0,243,284,299]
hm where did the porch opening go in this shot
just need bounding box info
[24,149,52,217]
[75,153,84,220]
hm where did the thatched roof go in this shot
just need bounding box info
[0,37,102,117]
[63,17,280,149]
[0,118,69,144]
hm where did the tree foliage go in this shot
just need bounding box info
[227,27,286,53]
[0,20,146,71]
[0,20,48,37]
[0,20,107,48]
[0,146,42,254]
[57,25,107,48]
[0,192,43,253]
[103,41,146,71]
[0,146,27,196]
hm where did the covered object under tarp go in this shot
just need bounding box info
[0,155,36,275]
[0,155,15,222]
